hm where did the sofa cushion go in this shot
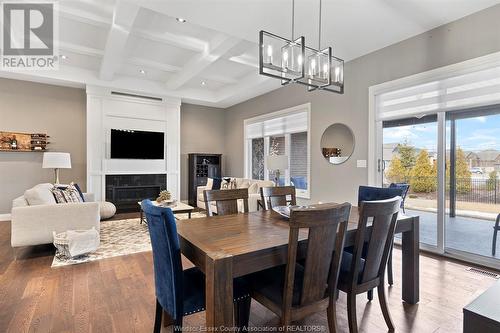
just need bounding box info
[24,183,57,206]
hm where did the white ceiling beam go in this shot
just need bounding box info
[166,34,241,90]
[57,7,111,28]
[202,74,238,85]
[131,28,207,53]
[126,57,181,73]
[59,42,104,57]
[228,54,258,68]
[99,1,140,81]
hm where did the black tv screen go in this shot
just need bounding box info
[111,129,164,159]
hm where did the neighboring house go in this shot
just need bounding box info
[466,150,500,171]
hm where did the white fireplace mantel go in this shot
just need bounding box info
[86,85,181,202]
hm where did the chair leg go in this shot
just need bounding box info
[173,317,183,333]
[387,242,394,286]
[347,293,358,333]
[154,299,163,333]
[493,228,498,256]
[367,289,373,301]
[327,299,338,333]
[377,284,394,331]
[234,298,251,332]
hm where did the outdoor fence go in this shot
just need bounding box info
[385,176,500,205]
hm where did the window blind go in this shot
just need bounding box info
[376,65,500,121]
[245,111,308,138]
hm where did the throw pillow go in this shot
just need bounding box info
[212,177,223,190]
[51,187,67,203]
[24,183,57,205]
[61,183,84,203]
[221,177,237,190]
[72,183,85,202]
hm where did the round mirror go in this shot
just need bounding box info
[320,123,355,164]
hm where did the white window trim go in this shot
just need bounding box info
[244,103,311,199]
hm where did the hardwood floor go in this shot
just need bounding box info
[0,216,498,333]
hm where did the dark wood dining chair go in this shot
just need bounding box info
[260,186,297,210]
[358,185,403,294]
[247,202,352,332]
[337,197,401,333]
[140,199,251,333]
[203,188,249,216]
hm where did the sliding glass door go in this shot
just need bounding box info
[377,105,500,266]
[382,116,439,248]
[445,107,500,259]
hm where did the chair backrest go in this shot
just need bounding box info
[141,199,183,319]
[260,186,297,210]
[284,203,351,309]
[203,188,249,216]
[358,185,403,206]
[389,183,410,200]
[350,197,401,287]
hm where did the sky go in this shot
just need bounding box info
[383,114,500,152]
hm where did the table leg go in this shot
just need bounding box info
[205,255,234,330]
[401,216,419,304]
[188,211,191,219]
[140,209,143,224]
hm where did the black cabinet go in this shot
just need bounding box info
[188,153,222,206]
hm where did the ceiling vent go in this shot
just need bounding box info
[111,91,163,102]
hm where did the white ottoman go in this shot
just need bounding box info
[99,201,116,220]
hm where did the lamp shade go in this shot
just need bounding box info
[42,152,71,169]
[266,155,289,171]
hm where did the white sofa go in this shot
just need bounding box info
[197,177,275,213]
[11,183,100,247]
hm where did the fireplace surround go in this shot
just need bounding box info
[105,174,166,212]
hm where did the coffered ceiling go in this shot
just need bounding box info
[1,0,499,107]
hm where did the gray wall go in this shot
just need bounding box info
[0,78,86,213]
[180,103,225,200]
[224,5,500,205]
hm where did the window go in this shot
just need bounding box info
[244,104,310,198]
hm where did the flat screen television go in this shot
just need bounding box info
[110,129,164,159]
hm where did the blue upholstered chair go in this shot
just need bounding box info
[141,200,251,333]
[290,176,307,190]
[388,183,410,213]
[357,186,404,300]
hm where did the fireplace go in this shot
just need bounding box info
[105,174,167,213]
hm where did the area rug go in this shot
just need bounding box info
[51,212,207,268]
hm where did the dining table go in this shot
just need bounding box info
[176,205,419,329]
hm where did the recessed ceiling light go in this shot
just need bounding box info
[176,17,186,23]
[201,81,206,86]
[139,69,146,75]
[60,55,68,60]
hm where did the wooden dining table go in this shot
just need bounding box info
[176,205,419,329]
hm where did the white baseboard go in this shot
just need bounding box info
[0,213,11,221]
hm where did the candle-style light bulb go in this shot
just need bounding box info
[310,58,316,77]
[266,45,273,64]
[323,63,329,80]
[282,50,289,69]
[335,66,340,82]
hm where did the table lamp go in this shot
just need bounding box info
[266,155,289,186]
[42,152,71,184]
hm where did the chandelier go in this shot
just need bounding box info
[259,0,344,94]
